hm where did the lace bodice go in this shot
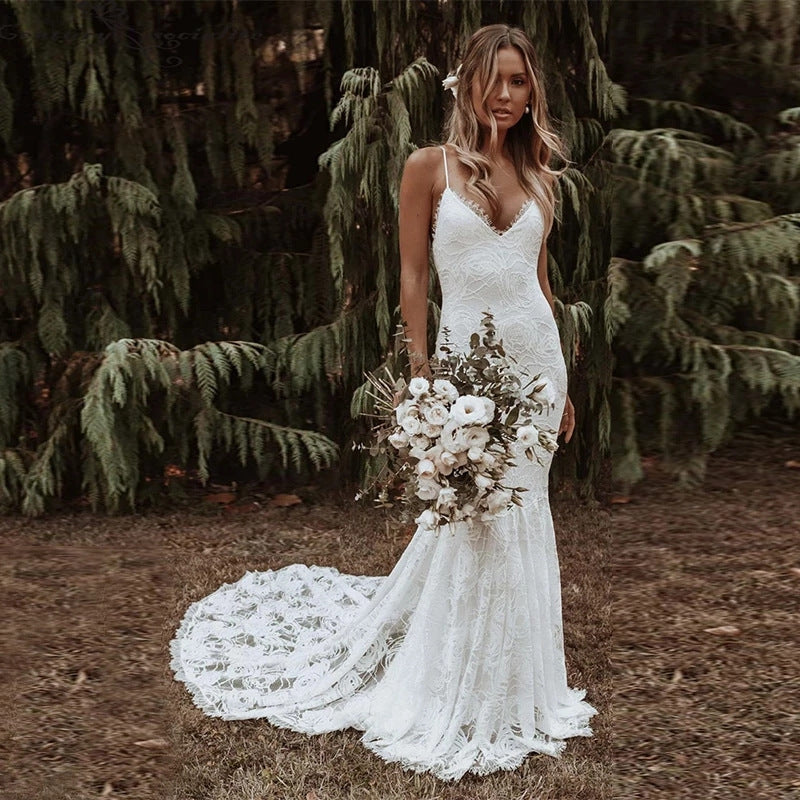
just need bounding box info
[431,146,568,500]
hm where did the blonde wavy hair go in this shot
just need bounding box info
[441,24,570,236]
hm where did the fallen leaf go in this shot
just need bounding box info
[223,502,261,514]
[203,492,236,504]
[704,625,741,636]
[134,738,170,748]
[784,460,800,469]
[610,495,631,504]
[270,493,302,507]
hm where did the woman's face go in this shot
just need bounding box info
[470,46,531,132]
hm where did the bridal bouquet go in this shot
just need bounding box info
[358,313,559,533]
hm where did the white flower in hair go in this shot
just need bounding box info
[436,486,457,510]
[442,64,461,96]
[416,458,437,479]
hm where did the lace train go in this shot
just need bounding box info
[170,497,596,781]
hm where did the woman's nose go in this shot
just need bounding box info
[496,81,511,100]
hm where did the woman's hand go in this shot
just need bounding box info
[558,394,575,443]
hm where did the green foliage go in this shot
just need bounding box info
[605,1,800,488]
[2,339,338,515]
[5,0,792,513]
[0,1,346,513]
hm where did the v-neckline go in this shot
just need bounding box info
[433,187,537,240]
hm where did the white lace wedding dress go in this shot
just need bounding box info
[170,145,597,781]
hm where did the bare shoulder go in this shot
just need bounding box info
[404,145,444,170]
[401,145,443,193]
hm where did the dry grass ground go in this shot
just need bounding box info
[1,425,797,799]
[611,423,800,800]
[0,481,610,800]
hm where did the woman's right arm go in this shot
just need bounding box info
[398,147,437,378]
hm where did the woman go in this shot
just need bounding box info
[171,24,597,782]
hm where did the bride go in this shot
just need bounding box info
[170,23,597,782]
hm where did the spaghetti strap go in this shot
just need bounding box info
[440,145,449,189]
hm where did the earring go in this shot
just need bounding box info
[524,104,530,114]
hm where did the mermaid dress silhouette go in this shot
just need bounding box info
[170,144,597,781]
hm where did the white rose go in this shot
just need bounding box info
[415,508,438,530]
[451,395,486,426]
[424,444,443,461]
[415,477,440,500]
[434,448,457,476]
[480,396,496,424]
[400,415,422,435]
[454,450,469,467]
[486,488,512,515]
[439,420,467,454]
[388,430,409,449]
[421,421,442,438]
[481,451,497,469]
[439,450,457,469]
[462,426,490,450]
[408,377,430,398]
[409,434,430,450]
[436,486,457,510]
[423,402,449,427]
[467,446,484,462]
[533,379,558,408]
[516,425,537,447]
[394,399,418,425]
[474,473,494,491]
[433,379,458,403]
[408,446,428,461]
[416,458,437,479]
